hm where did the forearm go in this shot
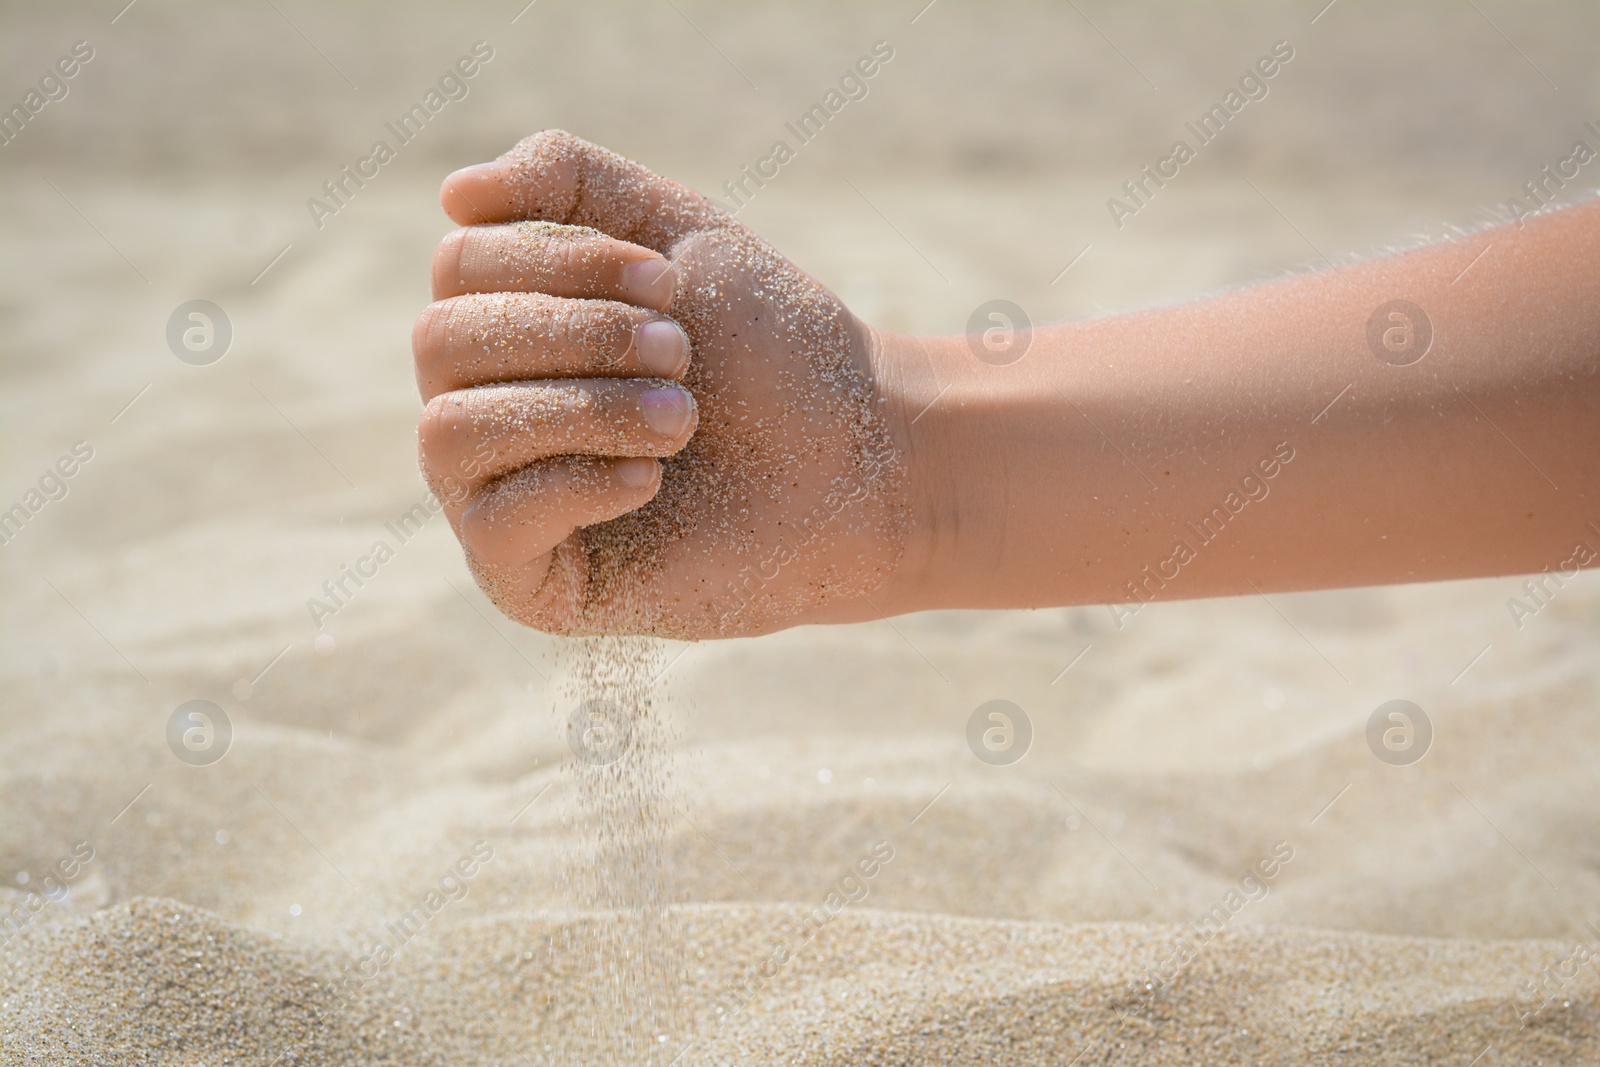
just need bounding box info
[875,198,1600,614]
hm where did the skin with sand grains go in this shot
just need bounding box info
[416,130,909,639]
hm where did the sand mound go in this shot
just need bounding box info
[6,899,1596,1065]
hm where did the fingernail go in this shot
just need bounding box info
[635,320,688,376]
[639,386,694,437]
[616,457,659,489]
[621,258,676,307]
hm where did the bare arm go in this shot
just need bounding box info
[874,198,1600,616]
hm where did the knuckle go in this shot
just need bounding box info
[547,235,585,281]
[430,229,468,296]
[473,550,561,629]
[561,301,633,368]
[416,394,463,465]
[411,299,457,390]
[518,228,586,288]
[529,128,586,162]
[525,128,567,152]
[514,130,583,223]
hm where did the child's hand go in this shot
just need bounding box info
[414,131,910,638]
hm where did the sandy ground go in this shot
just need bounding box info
[2,1,1598,1064]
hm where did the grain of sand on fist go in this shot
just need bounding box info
[415,130,909,639]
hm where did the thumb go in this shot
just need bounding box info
[440,129,728,253]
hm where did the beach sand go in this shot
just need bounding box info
[3,2,1598,1063]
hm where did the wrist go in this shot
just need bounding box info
[865,326,1018,616]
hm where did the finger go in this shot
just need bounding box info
[418,380,697,499]
[460,455,660,567]
[439,129,726,250]
[413,294,691,402]
[466,535,587,635]
[431,221,677,308]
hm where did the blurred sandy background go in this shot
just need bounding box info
[2,1,1598,1063]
